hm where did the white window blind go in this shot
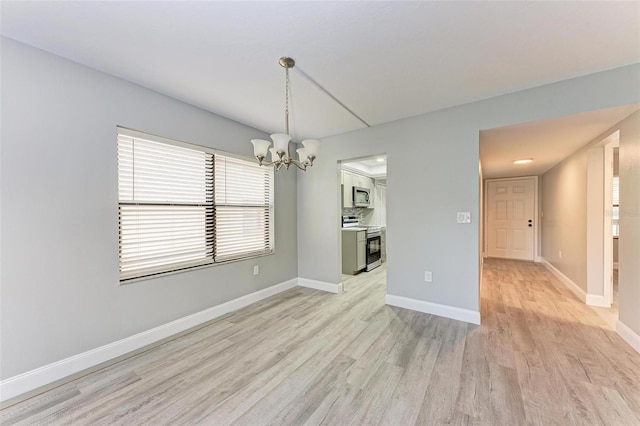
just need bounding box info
[118,130,214,281]
[214,155,274,262]
[118,128,275,282]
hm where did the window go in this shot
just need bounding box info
[214,155,274,262]
[117,128,274,282]
[613,176,619,237]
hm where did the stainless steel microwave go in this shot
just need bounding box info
[353,186,371,207]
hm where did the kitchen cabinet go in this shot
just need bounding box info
[342,171,353,208]
[352,173,362,188]
[352,173,372,190]
[342,229,366,274]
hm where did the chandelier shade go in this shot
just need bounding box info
[270,133,291,154]
[251,139,271,159]
[301,139,320,159]
[296,148,307,163]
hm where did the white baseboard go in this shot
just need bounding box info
[616,320,640,354]
[298,278,343,294]
[541,258,586,303]
[586,294,609,307]
[385,294,480,325]
[613,262,619,270]
[535,256,542,263]
[0,278,298,403]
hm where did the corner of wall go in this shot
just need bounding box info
[385,294,481,325]
[616,320,640,354]
[540,258,586,302]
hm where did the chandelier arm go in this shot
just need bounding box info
[289,159,308,171]
[258,157,284,169]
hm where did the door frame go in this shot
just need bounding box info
[602,132,619,306]
[585,130,619,307]
[483,176,540,262]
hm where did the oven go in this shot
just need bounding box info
[366,228,382,271]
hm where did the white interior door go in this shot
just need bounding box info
[486,178,536,261]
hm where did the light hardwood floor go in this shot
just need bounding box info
[2,259,639,425]
[590,268,619,329]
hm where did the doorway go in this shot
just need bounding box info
[338,154,387,292]
[485,176,538,261]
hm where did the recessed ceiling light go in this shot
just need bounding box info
[513,158,533,164]
[377,158,385,162]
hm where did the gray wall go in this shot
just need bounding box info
[618,110,640,337]
[0,38,298,379]
[541,111,638,311]
[297,63,640,315]
[541,147,589,289]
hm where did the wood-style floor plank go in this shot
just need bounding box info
[2,259,639,425]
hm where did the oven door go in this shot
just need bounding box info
[366,234,381,270]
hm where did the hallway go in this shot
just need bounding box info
[481,258,639,424]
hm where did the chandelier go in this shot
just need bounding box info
[251,57,319,171]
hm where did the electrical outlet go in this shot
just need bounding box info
[253,265,259,276]
[457,212,471,224]
[424,271,432,282]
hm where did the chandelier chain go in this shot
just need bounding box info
[284,67,290,136]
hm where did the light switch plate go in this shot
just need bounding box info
[457,212,471,224]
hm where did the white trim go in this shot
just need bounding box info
[542,258,610,308]
[541,258,586,302]
[298,278,343,294]
[535,256,542,263]
[616,321,640,354]
[613,262,619,269]
[385,294,481,325]
[0,278,298,403]
[602,133,619,306]
[586,294,608,307]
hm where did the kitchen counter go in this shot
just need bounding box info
[342,227,367,231]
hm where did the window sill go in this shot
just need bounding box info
[119,250,275,285]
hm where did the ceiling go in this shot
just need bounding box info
[480,104,639,179]
[2,2,639,142]
[343,155,387,178]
